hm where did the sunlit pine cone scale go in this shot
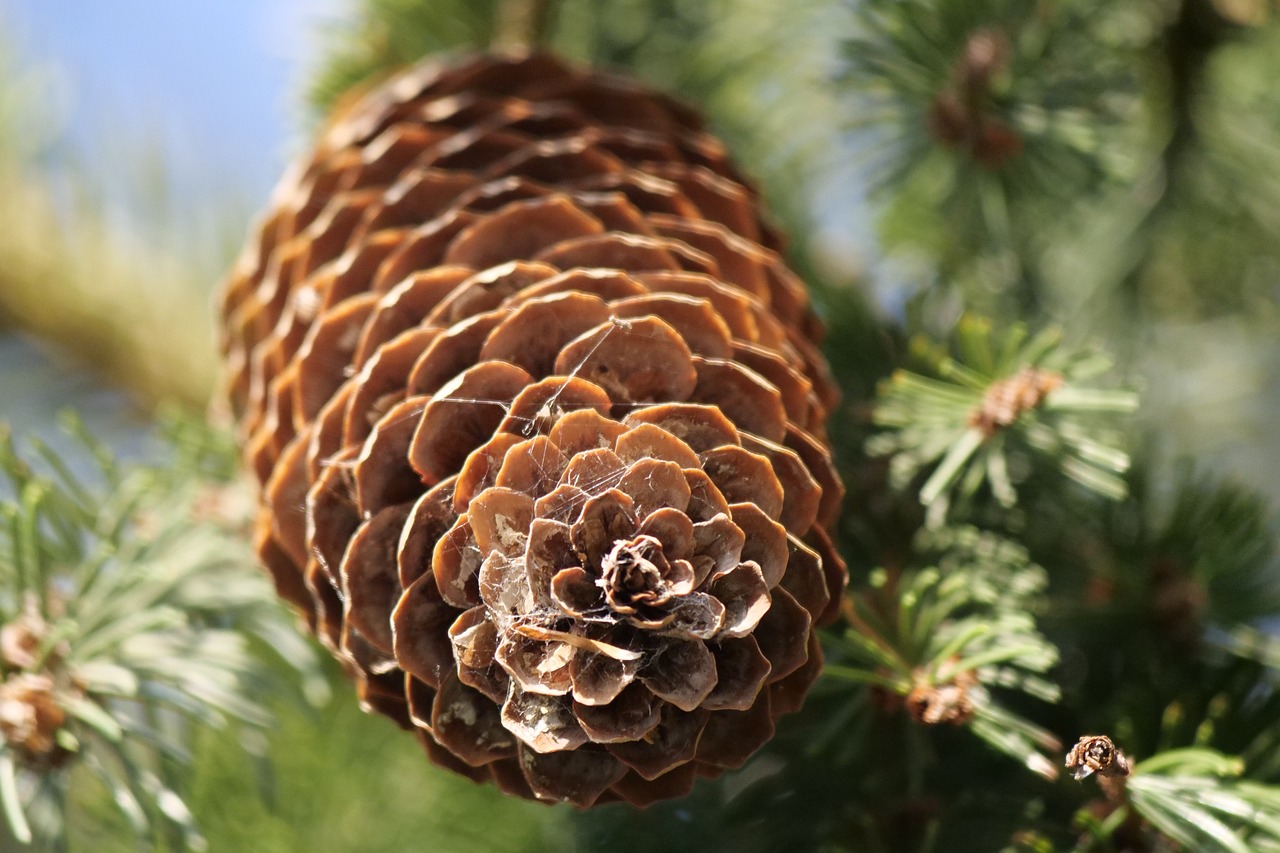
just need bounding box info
[219,53,846,807]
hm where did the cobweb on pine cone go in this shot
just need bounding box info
[218,52,847,808]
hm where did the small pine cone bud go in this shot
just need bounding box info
[0,674,67,764]
[956,28,1009,95]
[1065,735,1130,781]
[969,366,1062,436]
[1,602,47,672]
[219,53,847,807]
[904,669,977,726]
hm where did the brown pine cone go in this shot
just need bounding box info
[219,52,846,807]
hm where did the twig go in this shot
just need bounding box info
[0,170,217,410]
[1066,735,1131,802]
[492,0,555,52]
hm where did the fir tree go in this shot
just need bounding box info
[3,0,1280,850]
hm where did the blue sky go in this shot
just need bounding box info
[4,0,343,202]
[0,1,346,454]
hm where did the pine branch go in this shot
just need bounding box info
[825,525,1062,780]
[0,147,218,411]
[838,0,1140,314]
[0,414,320,848]
[306,0,500,114]
[1058,461,1280,667]
[869,315,1136,526]
[1149,469,1280,636]
[1067,738,1280,852]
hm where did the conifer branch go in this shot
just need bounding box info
[0,414,320,848]
[1068,739,1280,852]
[825,526,1062,779]
[869,315,1136,524]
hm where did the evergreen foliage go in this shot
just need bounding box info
[4,0,1280,850]
[0,414,320,850]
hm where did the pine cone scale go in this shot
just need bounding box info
[220,53,847,806]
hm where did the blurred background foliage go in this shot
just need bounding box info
[3,0,1280,850]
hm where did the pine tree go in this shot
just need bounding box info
[4,0,1280,850]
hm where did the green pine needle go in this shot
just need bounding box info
[0,414,320,848]
[1123,748,1280,852]
[870,314,1136,523]
[306,0,499,114]
[838,0,1140,310]
[825,525,1062,779]
[0,751,32,844]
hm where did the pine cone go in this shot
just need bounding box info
[219,53,846,807]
